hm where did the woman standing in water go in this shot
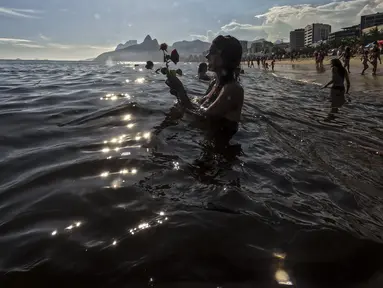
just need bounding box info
[370,42,382,76]
[361,50,370,75]
[165,35,244,141]
[343,47,351,73]
[322,58,350,120]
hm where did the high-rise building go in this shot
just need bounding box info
[360,12,383,33]
[249,39,273,54]
[304,23,331,46]
[328,25,360,46]
[290,29,305,51]
[239,40,248,54]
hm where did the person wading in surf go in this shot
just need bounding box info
[370,41,381,76]
[198,62,211,81]
[165,35,244,142]
[342,47,351,73]
[322,58,350,121]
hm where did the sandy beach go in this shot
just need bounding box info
[276,57,377,68]
[243,57,382,93]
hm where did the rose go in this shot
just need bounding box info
[158,42,181,75]
[160,44,179,66]
[159,43,168,52]
[170,49,179,65]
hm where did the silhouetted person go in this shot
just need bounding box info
[166,35,244,143]
[322,58,350,120]
[198,62,210,81]
[145,60,154,69]
[343,47,351,73]
[361,50,370,75]
[370,41,381,76]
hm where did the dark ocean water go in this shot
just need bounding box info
[0,60,383,287]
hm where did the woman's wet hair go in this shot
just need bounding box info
[198,62,208,74]
[211,35,242,84]
[331,58,346,78]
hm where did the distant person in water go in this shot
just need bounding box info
[198,62,210,81]
[342,47,351,73]
[165,35,244,142]
[271,58,275,71]
[322,58,350,120]
[370,42,381,76]
[361,50,370,75]
[145,61,154,69]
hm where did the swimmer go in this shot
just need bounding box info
[145,61,154,69]
[165,35,244,142]
[198,63,210,81]
[322,58,350,120]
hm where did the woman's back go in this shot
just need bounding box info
[332,67,345,87]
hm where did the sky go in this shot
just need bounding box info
[0,0,382,60]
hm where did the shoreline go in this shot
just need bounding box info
[243,58,382,93]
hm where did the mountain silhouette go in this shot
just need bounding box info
[94,36,210,62]
[115,40,137,51]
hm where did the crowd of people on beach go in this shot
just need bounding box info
[333,41,382,75]
[245,56,276,71]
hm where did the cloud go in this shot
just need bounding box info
[47,43,114,50]
[0,38,32,43]
[190,21,269,42]
[193,0,383,43]
[220,21,270,40]
[94,13,101,20]
[255,0,383,38]
[16,43,45,48]
[47,43,74,49]
[190,30,218,42]
[0,7,42,18]
[0,39,112,51]
[39,34,50,41]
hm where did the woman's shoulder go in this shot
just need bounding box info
[223,82,244,98]
[224,81,243,90]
